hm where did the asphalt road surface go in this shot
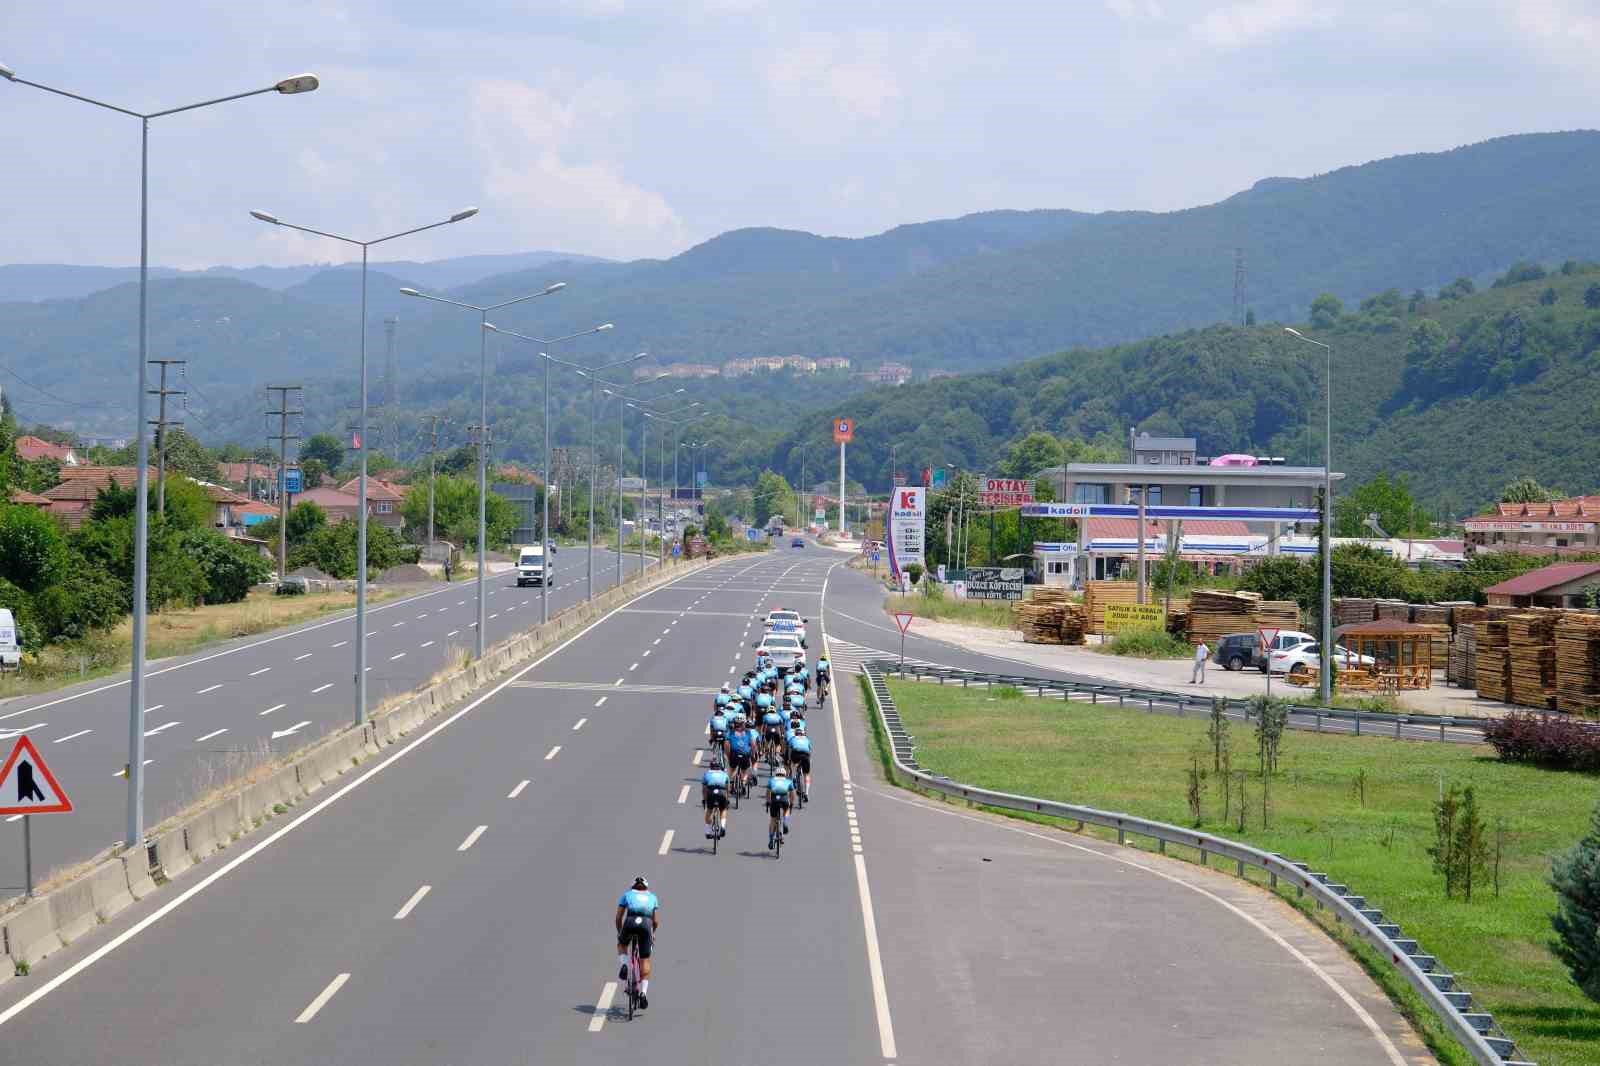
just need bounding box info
[0,544,1426,1064]
[0,547,657,894]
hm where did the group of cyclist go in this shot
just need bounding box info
[699,647,832,852]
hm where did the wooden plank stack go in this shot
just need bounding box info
[1375,599,1411,622]
[1507,613,1558,709]
[1083,581,1139,636]
[1475,620,1510,702]
[1012,587,1086,646]
[1448,623,1477,687]
[1186,590,1300,646]
[1555,615,1600,716]
[1334,598,1376,626]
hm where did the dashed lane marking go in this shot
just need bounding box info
[392,885,431,920]
[194,728,228,743]
[573,718,587,731]
[458,825,488,852]
[508,780,530,799]
[259,704,286,717]
[312,683,334,694]
[294,973,350,1024]
[658,829,674,855]
[545,746,562,760]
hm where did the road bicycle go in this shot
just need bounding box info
[794,767,808,809]
[708,804,726,855]
[707,735,726,771]
[816,674,830,708]
[625,939,643,1020]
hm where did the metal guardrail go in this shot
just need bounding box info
[879,660,1496,744]
[861,660,1530,1066]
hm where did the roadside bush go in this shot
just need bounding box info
[0,503,67,593]
[1485,712,1600,772]
[1551,798,1600,1002]
[181,529,272,604]
[287,519,403,580]
[1106,625,1191,659]
[32,562,126,641]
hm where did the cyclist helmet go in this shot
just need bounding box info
[715,693,731,707]
[632,875,649,889]
[721,682,731,693]
[732,713,747,727]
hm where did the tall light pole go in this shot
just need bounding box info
[3,63,320,850]
[1286,326,1334,704]
[251,207,478,726]
[628,399,701,573]
[401,284,565,658]
[600,378,680,584]
[479,322,613,623]
[642,410,705,565]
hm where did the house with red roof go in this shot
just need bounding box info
[41,466,139,529]
[1463,496,1600,554]
[1482,562,1600,608]
[13,435,79,466]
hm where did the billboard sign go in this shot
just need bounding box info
[620,476,646,492]
[832,417,855,443]
[281,466,303,495]
[930,467,948,489]
[1102,602,1167,634]
[979,477,1034,507]
[887,486,926,577]
[966,566,1025,601]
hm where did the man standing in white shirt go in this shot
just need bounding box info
[1191,640,1209,684]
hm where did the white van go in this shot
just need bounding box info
[0,609,20,671]
[516,545,548,588]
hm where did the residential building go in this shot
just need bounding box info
[41,466,139,529]
[782,356,817,373]
[292,486,364,527]
[874,362,913,386]
[336,477,405,531]
[750,356,787,372]
[816,357,852,371]
[6,489,51,509]
[1482,561,1600,608]
[721,358,756,377]
[14,435,79,466]
[1129,430,1197,466]
[1463,496,1600,553]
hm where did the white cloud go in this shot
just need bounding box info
[1105,0,1166,21]
[1508,0,1600,84]
[768,33,904,122]
[1192,0,1331,49]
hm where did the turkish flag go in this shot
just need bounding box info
[352,432,362,449]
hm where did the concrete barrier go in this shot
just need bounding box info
[182,807,221,863]
[3,897,62,967]
[152,828,193,881]
[122,846,156,900]
[86,852,135,922]
[47,874,98,944]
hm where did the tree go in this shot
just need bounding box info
[1454,786,1489,903]
[90,477,210,531]
[1309,293,1344,328]
[1586,283,1600,310]
[1333,473,1431,537]
[399,476,517,549]
[180,528,272,603]
[301,432,346,471]
[289,519,403,579]
[286,500,328,545]
[1540,286,1559,306]
[999,432,1064,479]
[0,503,68,593]
[300,458,327,489]
[1439,276,1475,301]
[153,428,219,482]
[1500,476,1565,504]
[1244,309,1256,326]
[1552,798,1600,1002]
[751,470,795,528]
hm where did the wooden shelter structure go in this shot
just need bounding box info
[1332,620,1436,692]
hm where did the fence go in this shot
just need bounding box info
[861,660,1530,1066]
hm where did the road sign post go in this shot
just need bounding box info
[894,611,914,671]
[1258,627,1281,699]
[0,735,74,897]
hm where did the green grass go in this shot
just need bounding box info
[885,679,1600,1066]
[1102,625,1191,659]
[885,593,1015,629]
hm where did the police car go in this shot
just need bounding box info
[753,631,806,670]
[763,609,807,648]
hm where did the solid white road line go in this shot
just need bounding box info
[258,704,286,717]
[142,722,180,737]
[588,982,618,1032]
[677,785,690,804]
[594,696,608,708]
[508,780,530,799]
[573,718,587,731]
[658,829,674,855]
[392,884,431,920]
[249,667,271,677]
[458,826,488,852]
[545,746,562,760]
[196,684,222,695]
[294,653,313,662]
[53,729,92,743]
[311,683,334,694]
[194,729,228,743]
[294,973,350,1024]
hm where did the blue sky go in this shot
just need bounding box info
[3,0,1597,268]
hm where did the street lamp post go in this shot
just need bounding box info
[1286,326,1334,704]
[251,207,479,727]
[3,63,321,849]
[628,401,701,571]
[401,284,567,657]
[602,379,683,585]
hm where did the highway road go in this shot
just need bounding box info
[0,544,1427,1064]
[0,548,657,895]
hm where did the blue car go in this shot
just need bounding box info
[791,537,805,548]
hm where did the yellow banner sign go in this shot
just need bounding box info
[1102,602,1167,634]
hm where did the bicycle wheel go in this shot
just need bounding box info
[712,812,720,855]
[626,945,640,1020]
[774,821,783,860]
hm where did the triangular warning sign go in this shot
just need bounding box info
[894,612,915,635]
[0,735,72,816]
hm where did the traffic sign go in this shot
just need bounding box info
[1258,627,1280,653]
[894,612,915,635]
[0,735,72,816]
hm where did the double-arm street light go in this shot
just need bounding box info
[1285,326,1334,704]
[599,378,684,585]
[251,207,478,727]
[625,398,702,574]
[481,321,617,622]
[2,62,320,849]
[401,284,566,657]
[641,409,707,566]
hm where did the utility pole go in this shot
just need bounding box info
[148,358,186,515]
[467,421,493,637]
[265,386,303,584]
[423,414,445,554]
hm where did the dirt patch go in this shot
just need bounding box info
[376,563,432,583]
[287,565,334,580]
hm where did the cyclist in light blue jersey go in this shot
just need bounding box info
[788,724,813,792]
[726,716,756,793]
[760,702,786,762]
[816,657,832,704]
[766,769,795,848]
[615,877,661,1009]
[707,706,730,766]
[701,766,730,839]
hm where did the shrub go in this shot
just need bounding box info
[0,504,67,593]
[181,529,272,604]
[32,562,126,641]
[1106,625,1190,658]
[1484,712,1600,772]
[1551,798,1600,1002]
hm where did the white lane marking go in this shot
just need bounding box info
[594,696,608,708]
[393,884,431,920]
[653,638,661,646]
[458,600,466,606]
[490,613,499,620]
[508,780,530,799]
[658,829,674,855]
[53,729,92,744]
[196,684,222,695]
[143,721,180,737]
[367,631,378,637]
[417,613,429,619]
[545,746,562,761]
[677,785,690,804]
[249,667,272,677]
[0,559,725,1026]
[642,650,651,657]
[331,641,348,649]
[143,705,164,715]
[312,683,334,694]
[420,641,434,649]
[692,750,702,766]
[588,982,618,1032]
[390,652,406,661]
[270,721,312,740]
[258,704,287,717]
[629,662,639,671]
[573,718,587,731]
[613,678,623,687]
[294,973,350,1024]
[4,816,18,823]
[294,653,313,662]
[111,760,154,777]
[194,728,228,743]
[447,630,459,638]
[458,825,488,852]
[662,629,670,636]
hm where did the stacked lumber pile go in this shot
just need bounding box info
[1448,623,1476,687]
[1375,599,1411,622]
[1256,600,1300,633]
[1334,598,1376,626]
[1507,613,1558,710]
[1555,614,1600,716]
[1475,620,1510,702]
[1012,587,1086,645]
[1083,581,1139,635]
[1411,605,1448,626]
[1436,601,1479,630]
[1165,602,1191,638]
[1451,605,1489,630]
[1186,591,1299,646]
[1060,602,1087,645]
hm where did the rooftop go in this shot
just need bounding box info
[1482,561,1600,597]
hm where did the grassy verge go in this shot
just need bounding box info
[1100,625,1192,659]
[0,585,411,700]
[886,592,1016,629]
[883,678,1600,1066]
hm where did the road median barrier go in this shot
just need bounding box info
[859,660,1531,1066]
[0,555,715,978]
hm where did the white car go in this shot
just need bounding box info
[763,609,808,647]
[754,631,806,670]
[1257,630,1317,672]
[1268,642,1375,676]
